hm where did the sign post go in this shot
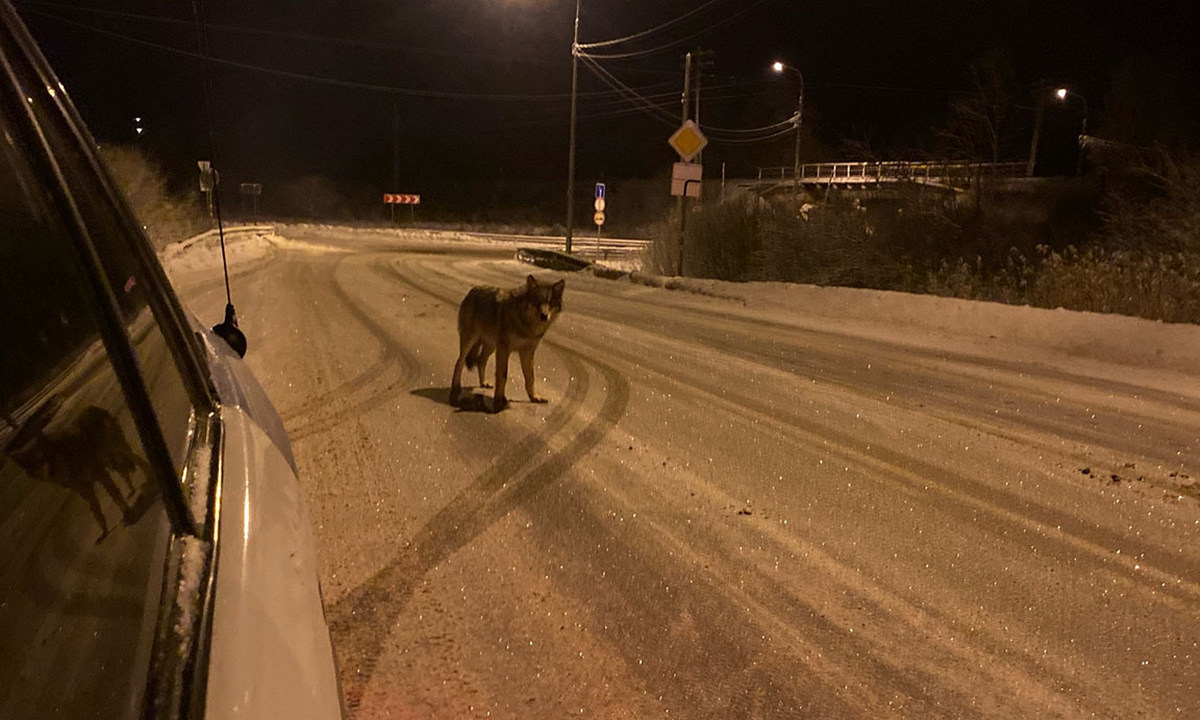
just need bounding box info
[384,193,421,224]
[238,182,262,223]
[667,121,708,276]
[593,184,606,247]
[198,160,217,219]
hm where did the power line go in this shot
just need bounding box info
[701,114,797,136]
[577,0,729,50]
[579,0,774,61]
[19,6,667,103]
[16,0,563,69]
[580,54,798,144]
[579,55,679,129]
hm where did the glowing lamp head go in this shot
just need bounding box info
[772,61,785,73]
[1055,87,1069,101]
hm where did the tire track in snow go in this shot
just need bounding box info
[282,254,421,442]
[326,258,630,716]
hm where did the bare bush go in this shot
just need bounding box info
[928,155,1200,323]
[929,245,1200,324]
[1099,155,1200,255]
[100,145,209,250]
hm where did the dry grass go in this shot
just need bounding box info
[648,158,1200,325]
[928,246,1200,323]
[100,145,209,250]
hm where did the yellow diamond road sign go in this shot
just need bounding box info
[668,120,708,162]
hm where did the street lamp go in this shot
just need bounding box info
[1027,84,1090,176]
[771,61,804,193]
[1054,86,1088,135]
[1054,86,1089,175]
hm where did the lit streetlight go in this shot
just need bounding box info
[1054,86,1089,175]
[771,61,804,194]
[1027,84,1090,176]
[1054,86,1088,135]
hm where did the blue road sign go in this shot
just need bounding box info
[595,182,606,199]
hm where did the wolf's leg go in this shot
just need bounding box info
[81,484,111,538]
[518,346,545,403]
[492,343,510,412]
[476,343,494,388]
[96,468,133,515]
[450,333,476,405]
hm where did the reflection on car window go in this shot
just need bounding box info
[0,73,171,720]
[11,62,196,473]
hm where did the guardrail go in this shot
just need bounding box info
[158,224,275,265]
[756,161,1029,186]
[169,224,275,253]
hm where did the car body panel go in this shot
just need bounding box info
[193,319,296,473]
[204,406,341,720]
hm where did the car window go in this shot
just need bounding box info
[0,48,173,720]
[17,82,196,472]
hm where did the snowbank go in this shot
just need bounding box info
[619,272,1200,380]
[159,226,276,278]
[160,224,1200,380]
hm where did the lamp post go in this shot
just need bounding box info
[1055,87,1089,175]
[564,0,581,254]
[1029,85,1089,177]
[771,61,804,195]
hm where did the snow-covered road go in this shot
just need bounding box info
[170,224,1200,719]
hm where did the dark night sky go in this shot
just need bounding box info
[13,1,1198,215]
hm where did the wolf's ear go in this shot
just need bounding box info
[526,274,538,291]
[551,278,565,299]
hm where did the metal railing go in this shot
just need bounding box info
[756,161,1029,186]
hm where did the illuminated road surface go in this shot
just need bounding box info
[176,226,1200,719]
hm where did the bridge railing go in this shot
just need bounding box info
[756,161,1029,184]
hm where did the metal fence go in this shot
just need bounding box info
[756,161,1029,186]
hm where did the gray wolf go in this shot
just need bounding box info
[449,274,565,411]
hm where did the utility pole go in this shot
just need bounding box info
[392,96,399,225]
[681,51,692,126]
[1027,92,1045,177]
[565,0,581,254]
[692,49,714,190]
[677,51,692,276]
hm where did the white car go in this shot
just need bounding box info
[0,3,343,718]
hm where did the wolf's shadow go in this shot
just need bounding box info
[410,387,494,414]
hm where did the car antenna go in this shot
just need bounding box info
[192,0,246,357]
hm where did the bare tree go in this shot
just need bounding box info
[936,49,1019,163]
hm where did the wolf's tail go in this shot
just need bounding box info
[464,341,483,370]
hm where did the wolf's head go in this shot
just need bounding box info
[522,274,565,328]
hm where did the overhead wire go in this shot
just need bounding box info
[578,0,774,61]
[19,5,672,103]
[16,0,563,69]
[700,113,797,135]
[579,55,794,145]
[579,54,679,128]
[28,0,801,145]
[577,0,728,50]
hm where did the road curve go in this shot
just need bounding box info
[174,226,1200,719]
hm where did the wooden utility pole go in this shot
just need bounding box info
[677,51,692,276]
[565,0,581,254]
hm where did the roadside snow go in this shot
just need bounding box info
[159,227,276,278]
[625,273,1200,382]
[161,224,1200,384]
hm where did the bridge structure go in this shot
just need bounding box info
[746,160,1030,197]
